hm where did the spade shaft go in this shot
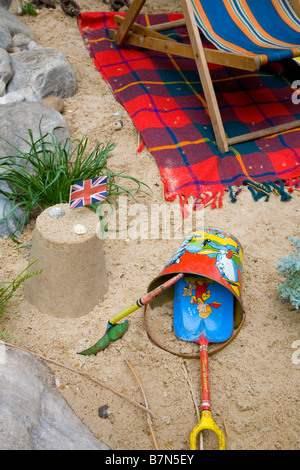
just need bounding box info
[108,272,184,326]
[79,272,184,356]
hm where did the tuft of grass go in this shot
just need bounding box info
[19,0,38,15]
[0,127,150,238]
[0,262,42,339]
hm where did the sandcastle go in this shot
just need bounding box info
[24,203,108,318]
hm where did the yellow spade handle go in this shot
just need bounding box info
[109,301,140,325]
[190,410,226,450]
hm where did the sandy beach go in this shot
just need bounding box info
[1,0,299,450]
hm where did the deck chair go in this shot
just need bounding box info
[109,0,300,153]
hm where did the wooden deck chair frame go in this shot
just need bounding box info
[109,0,300,153]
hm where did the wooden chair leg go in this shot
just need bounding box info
[292,0,300,18]
[114,15,177,42]
[180,0,229,153]
[114,0,147,46]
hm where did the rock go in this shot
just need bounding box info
[27,39,42,50]
[7,46,21,53]
[49,206,66,218]
[73,223,87,235]
[12,32,32,50]
[0,346,109,450]
[0,80,5,96]
[42,96,65,113]
[0,181,25,238]
[7,48,76,101]
[0,5,34,40]
[113,118,123,130]
[0,90,24,104]
[0,0,12,9]
[0,101,70,164]
[0,24,12,50]
[98,404,110,419]
[0,47,13,92]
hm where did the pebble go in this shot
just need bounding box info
[49,207,66,218]
[12,32,32,50]
[42,96,65,113]
[27,40,43,51]
[113,118,123,130]
[73,224,87,235]
[7,46,21,53]
[98,404,109,419]
[55,377,61,388]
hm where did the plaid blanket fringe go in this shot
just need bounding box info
[164,178,296,215]
[78,12,300,213]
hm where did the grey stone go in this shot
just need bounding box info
[0,181,25,237]
[27,39,42,50]
[7,48,76,101]
[0,80,5,96]
[0,47,13,92]
[0,347,109,450]
[0,5,34,39]
[0,0,12,9]
[98,404,110,419]
[12,32,32,50]
[0,24,12,51]
[0,101,70,165]
[0,90,24,104]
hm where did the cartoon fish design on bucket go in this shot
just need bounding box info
[148,227,243,329]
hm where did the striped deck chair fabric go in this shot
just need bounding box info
[192,0,300,65]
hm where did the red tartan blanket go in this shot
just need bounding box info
[78,12,300,209]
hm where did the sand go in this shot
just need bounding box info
[1,0,299,451]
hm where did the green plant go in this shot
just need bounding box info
[0,128,150,238]
[277,237,300,309]
[0,262,42,338]
[19,0,38,15]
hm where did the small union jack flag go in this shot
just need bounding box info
[69,176,107,209]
